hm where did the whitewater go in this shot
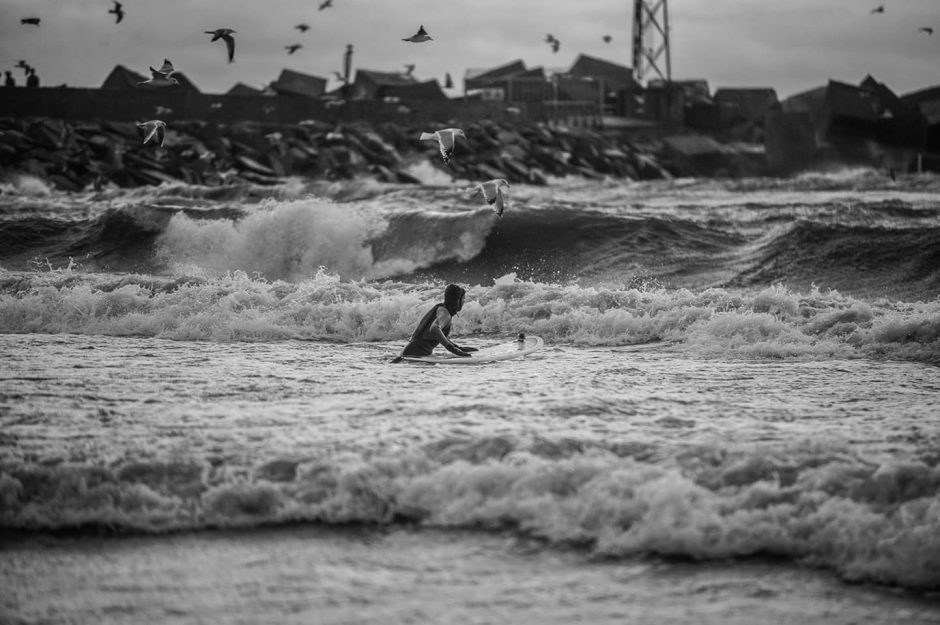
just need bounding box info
[1,168,939,624]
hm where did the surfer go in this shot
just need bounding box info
[392,284,478,362]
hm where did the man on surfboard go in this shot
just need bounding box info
[393,284,477,362]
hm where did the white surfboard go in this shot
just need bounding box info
[401,335,544,365]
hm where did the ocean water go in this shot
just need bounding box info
[1,167,939,624]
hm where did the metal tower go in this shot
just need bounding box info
[632,0,671,84]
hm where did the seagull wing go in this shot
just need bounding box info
[158,59,175,76]
[222,33,235,62]
[493,186,507,217]
[141,123,158,144]
[480,181,498,204]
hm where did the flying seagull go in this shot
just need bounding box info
[319,0,332,10]
[471,179,511,218]
[295,23,310,32]
[205,28,236,63]
[21,17,40,26]
[870,4,884,14]
[137,59,179,87]
[919,26,933,35]
[402,25,432,43]
[286,44,303,54]
[550,39,560,53]
[333,71,348,83]
[545,34,556,43]
[15,60,32,75]
[603,35,612,43]
[404,64,415,77]
[419,128,465,164]
[109,1,124,23]
[137,120,166,147]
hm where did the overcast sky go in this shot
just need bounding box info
[1,0,937,99]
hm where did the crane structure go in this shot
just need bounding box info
[632,0,671,85]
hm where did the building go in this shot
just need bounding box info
[713,88,778,127]
[226,82,265,97]
[350,69,447,101]
[902,84,940,160]
[269,69,327,98]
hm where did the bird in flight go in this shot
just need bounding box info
[109,1,124,23]
[295,23,310,32]
[471,179,511,217]
[402,25,432,43]
[419,128,466,164]
[205,28,237,63]
[918,26,933,35]
[286,44,303,54]
[870,4,884,14]
[550,39,560,53]
[137,59,179,87]
[137,120,167,147]
[404,64,415,77]
[603,35,612,43]
[545,34,556,43]
[15,60,32,75]
[319,0,332,10]
[21,17,40,26]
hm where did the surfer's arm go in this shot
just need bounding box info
[428,315,470,357]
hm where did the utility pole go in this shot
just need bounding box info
[632,0,671,85]
[343,44,353,100]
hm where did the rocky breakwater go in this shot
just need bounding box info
[0,116,764,191]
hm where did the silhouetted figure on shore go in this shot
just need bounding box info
[26,68,39,87]
[4,71,15,87]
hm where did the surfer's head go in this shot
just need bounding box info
[444,284,465,315]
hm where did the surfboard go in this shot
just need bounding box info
[401,335,544,365]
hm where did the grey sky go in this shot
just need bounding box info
[1,0,937,99]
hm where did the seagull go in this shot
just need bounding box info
[137,120,166,147]
[603,35,612,43]
[870,4,884,14]
[550,39,560,53]
[402,25,432,43]
[319,0,332,9]
[333,71,348,83]
[15,60,32,75]
[545,34,555,43]
[205,28,236,63]
[21,17,41,26]
[137,60,179,87]
[295,23,310,32]
[403,63,415,77]
[286,44,303,54]
[419,128,465,164]
[471,179,510,217]
[919,26,933,35]
[108,1,124,23]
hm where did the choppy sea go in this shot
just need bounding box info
[1,166,939,624]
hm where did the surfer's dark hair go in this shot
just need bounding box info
[444,284,466,315]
